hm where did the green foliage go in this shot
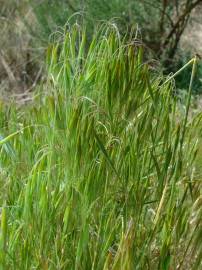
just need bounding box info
[28,0,202,97]
[0,25,201,269]
[28,0,160,46]
[174,52,202,94]
[27,0,75,43]
[29,0,201,57]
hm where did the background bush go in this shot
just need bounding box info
[1,0,202,95]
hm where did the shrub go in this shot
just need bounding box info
[29,0,202,62]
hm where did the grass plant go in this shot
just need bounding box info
[0,24,201,269]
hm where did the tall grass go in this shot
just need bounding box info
[0,25,201,269]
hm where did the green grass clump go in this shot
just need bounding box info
[0,25,201,269]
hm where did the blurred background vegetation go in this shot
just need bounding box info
[0,0,202,97]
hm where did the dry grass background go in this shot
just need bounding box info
[0,1,40,101]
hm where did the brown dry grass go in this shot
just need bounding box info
[0,1,40,100]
